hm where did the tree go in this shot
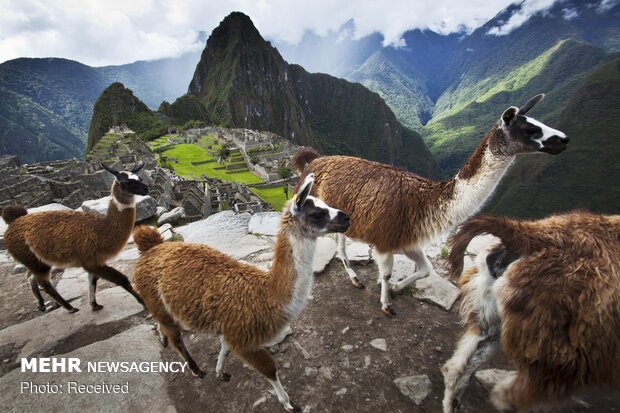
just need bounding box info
[218,147,231,160]
[277,167,293,180]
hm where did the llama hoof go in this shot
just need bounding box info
[192,370,206,379]
[91,303,104,311]
[218,372,231,382]
[351,277,365,289]
[381,305,396,317]
[37,305,46,312]
[67,307,79,313]
[285,402,301,412]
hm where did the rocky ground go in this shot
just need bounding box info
[0,211,618,413]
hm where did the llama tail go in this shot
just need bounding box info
[133,225,164,252]
[2,205,28,224]
[448,215,545,279]
[292,147,320,173]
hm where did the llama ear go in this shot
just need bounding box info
[501,106,519,125]
[518,94,544,115]
[294,173,315,211]
[101,163,121,179]
[131,161,145,173]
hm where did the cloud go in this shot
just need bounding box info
[0,0,560,66]
[487,0,560,36]
[562,7,579,20]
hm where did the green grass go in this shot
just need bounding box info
[148,134,177,149]
[161,143,262,184]
[251,186,292,211]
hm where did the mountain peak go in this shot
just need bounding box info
[207,11,268,51]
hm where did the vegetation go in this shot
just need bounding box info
[160,143,262,184]
[276,167,292,180]
[484,59,620,218]
[422,40,608,176]
[251,186,291,211]
[87,82,167,151]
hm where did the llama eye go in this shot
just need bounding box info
[309,210,327,219]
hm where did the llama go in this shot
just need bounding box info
[442,211,620,412]
[2,162,148,313]
[292,94,569,316]
[131,174,350,411]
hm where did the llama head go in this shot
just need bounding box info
[289,173,350,237]
[101,162,150,196]
[497,94,569,156]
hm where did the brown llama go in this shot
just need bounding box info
[442,211,620,412]
[2,163,148,313]
[292,94,569,316]
[131,174,350,411]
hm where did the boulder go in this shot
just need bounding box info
[157,206,185,226]
[393,375,432,405]
[370,338,387,352]
[313,237,337,273]
[392,255,460,310]
[80,195,157,222]
[175,211,271,259]
[248,212,281,236]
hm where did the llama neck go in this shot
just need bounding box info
[444,127,514,225]
[105,182,136,238]
[269,217,316,321]
[110,181,136,212]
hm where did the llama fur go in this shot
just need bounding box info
[131,174,349,411]
[1,163,147,312]
[442,211,620,412]
[292,94,568,315]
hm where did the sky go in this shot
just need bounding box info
[0,0,569,67]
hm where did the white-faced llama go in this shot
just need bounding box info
[442,211,620,412]
[131,174,350,412]
[1,163,148,313]
[292,94,569,316]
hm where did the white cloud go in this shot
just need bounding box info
[487,0,560,36]
[0,0,562,66]
[562,7,579,19]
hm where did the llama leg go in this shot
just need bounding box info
[88,273,103,311]
[390,245,434,292]
[38,275,79,313]
[159,323,205,378]
[336,234,364,288]
[238,348,298,412]
[12,244,76,312]
[88,265,145,306]
[442,326,498,413]
[156,323,168,348]
[27,272,46,312]
[490,371,519,412]
[215,336,231,381]
[375,251,395,317]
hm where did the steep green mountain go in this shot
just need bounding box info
[310,0,620,136]
[423,39,610,175]
[87,82,167,151]
[0,86,84,163]
[0,50,201,162]
[348,50,433,130]
[167,94,210,125]
[484,58,620,218]
[0,58,106,141]
[188,12,440,177]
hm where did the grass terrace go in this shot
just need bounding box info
[250,186,292,211]
[161,143,262,184]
